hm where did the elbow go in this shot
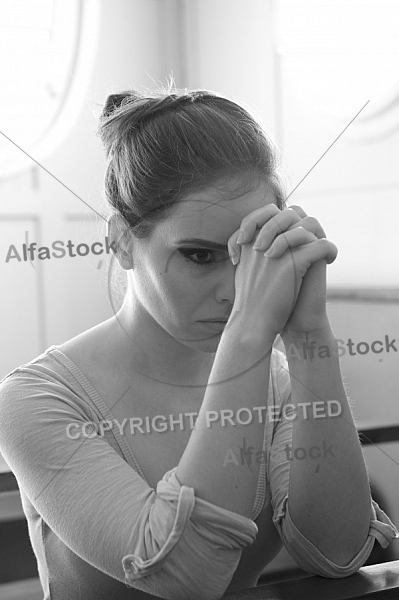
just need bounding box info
[123,558,238,600]
[315,527,371,570]
[121,468,257,599]
[294,544,373,579]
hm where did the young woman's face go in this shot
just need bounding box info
[129,180,277,353]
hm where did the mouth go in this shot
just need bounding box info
[199,319,228,325]
[199,319,228,323]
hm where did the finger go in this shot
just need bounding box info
[252,209,303,252]
[286,206,327,238]
[273,215,326,245]
[266,232,338,265]
[264,227,318,258]
[286,205,308,219]
[294,216,326,239]
[300,238,338,265]
[236,204,281,245]
[227,228,242,265]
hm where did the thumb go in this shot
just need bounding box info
[227,229,242,265]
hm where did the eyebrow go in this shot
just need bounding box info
[174,238,227,250]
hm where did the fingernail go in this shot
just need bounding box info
[264,247,275,258]
[228,245,239,265]
[237,231,244,244]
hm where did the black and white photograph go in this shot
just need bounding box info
[0,1,398,598]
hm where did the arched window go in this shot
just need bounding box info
[0,0,99,179]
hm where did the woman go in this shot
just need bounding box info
[0,87,397,600]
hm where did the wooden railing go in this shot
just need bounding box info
[1,563,399,600]
[224,560,399,599]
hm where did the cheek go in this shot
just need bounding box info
[159,274,201,314]
[160,271,211,327]
[136,253,210,321]
[137,266,189,320]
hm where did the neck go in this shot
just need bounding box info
[108,300,216,389]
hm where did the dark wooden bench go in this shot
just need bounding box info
[224,560,399,599]
[1,562,398,600]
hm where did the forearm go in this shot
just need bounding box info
[282,325,371,564]
[176,320,276,518]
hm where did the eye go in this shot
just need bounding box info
[178,248,226,267]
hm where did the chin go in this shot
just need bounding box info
[169,330,219,353]
[167,320,224,353]
[184,334,221,354]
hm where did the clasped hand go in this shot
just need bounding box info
[227,204,338,340]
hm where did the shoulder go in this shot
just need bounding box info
[57,319,134,404]
[0,319,116,420]
[0,346,94,471]
[57,318,125,383]
[57,319,112,367]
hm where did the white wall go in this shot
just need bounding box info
[182,0,399,287]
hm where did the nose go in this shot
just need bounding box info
[215,259,236,305]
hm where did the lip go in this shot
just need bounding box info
[199,319,229,323]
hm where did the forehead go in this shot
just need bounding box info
[166,181,277,240]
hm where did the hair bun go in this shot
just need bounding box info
[101,91,142,119]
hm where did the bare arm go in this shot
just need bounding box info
[282,326,371,565]
[176,203,334,521]
[176,318,276,518]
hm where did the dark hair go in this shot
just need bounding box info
[97,86,287,239]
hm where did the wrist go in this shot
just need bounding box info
[211,315,275,385]
[281,317,333,345]
[224,309,277,349]
[281,324,338,361]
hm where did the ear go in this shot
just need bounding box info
[107,214,134,270]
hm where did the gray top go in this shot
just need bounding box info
[0,345,397,600]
